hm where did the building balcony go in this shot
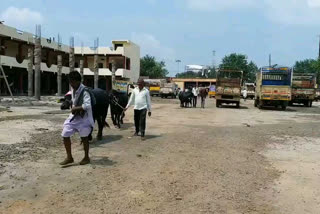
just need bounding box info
[0,55,69,74]
[75,68,131,78]
[74,47,124,56]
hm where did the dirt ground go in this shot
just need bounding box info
[0,97,320,214]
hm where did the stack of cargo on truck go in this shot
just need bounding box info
[254,66,292,110]
[290,73,316,107]
[216,69,243,108]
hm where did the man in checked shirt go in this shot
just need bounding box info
[60,71,94,165]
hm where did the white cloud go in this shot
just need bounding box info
[185,0,256,11]
[131,32,175,61]
[184,0,320,25]
[0,7,43,30]
[264,0,320,25]
[307,0,320,7]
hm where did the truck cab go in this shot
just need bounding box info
[255,66,292,110]
[241,83,255,99]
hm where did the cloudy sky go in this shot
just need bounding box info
[1,0,320,76]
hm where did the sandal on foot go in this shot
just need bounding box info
[79,158,90,165]
[59,158,74,165]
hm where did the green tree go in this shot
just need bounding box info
[219,53,258,82]
[207,66,217,78]
[294,59,320,84]
[294,59,318,73]
[294,59,317,73]
[140,55,168,78]
[175,71,202,78]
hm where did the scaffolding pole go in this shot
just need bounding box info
[0,56,15,103]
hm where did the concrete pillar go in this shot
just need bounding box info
[34,37,41,100]
[111,60,116,90]
[57,55,62,96]
[27,48,33,96]
[94,54,99,89]
[19,73,23,94]
[69,47,75,73]
[80,59,84,83]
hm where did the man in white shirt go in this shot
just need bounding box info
[243,88,247,102]
[192,86,199,108]
[125,79,152,140]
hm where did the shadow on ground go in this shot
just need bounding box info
[92,135,123,146]
[91,156,117,166]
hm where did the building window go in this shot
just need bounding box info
[114,44,123,50]
[126,58,131,70]
[75,62,79,68]
[98,63,103,68]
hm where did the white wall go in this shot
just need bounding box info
[123,41,140,82]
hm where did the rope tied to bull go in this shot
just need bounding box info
[111,96,126,117]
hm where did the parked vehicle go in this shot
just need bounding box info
[241,83,255,99]
[315,88,320,101]
[290,73,316,107]
[209,85,216,98]
[113,80,135,96]
[254,66,292,110]
[144,79,166,97]
[216,69,243,108]
[160,83,178,98]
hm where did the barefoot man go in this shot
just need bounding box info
[60,71,94,165]
[125,79,152,140]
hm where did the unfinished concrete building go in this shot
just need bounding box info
[74,40,140,91]
[0,23,140,96]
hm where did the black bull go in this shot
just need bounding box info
[60,88,110,141]
[179,91,193,107]
[109,90,128,128]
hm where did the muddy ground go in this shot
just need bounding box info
[0,97,320,214]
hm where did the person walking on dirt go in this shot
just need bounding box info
[60,71,94,166]
[199,88,208,108]
[243,88,247,102]
[125,79,152,141]
[192,86,199,108]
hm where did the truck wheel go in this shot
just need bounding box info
[281,105,287,110]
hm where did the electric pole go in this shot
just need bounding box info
[269,54,272,67]
[176,59,181,74]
